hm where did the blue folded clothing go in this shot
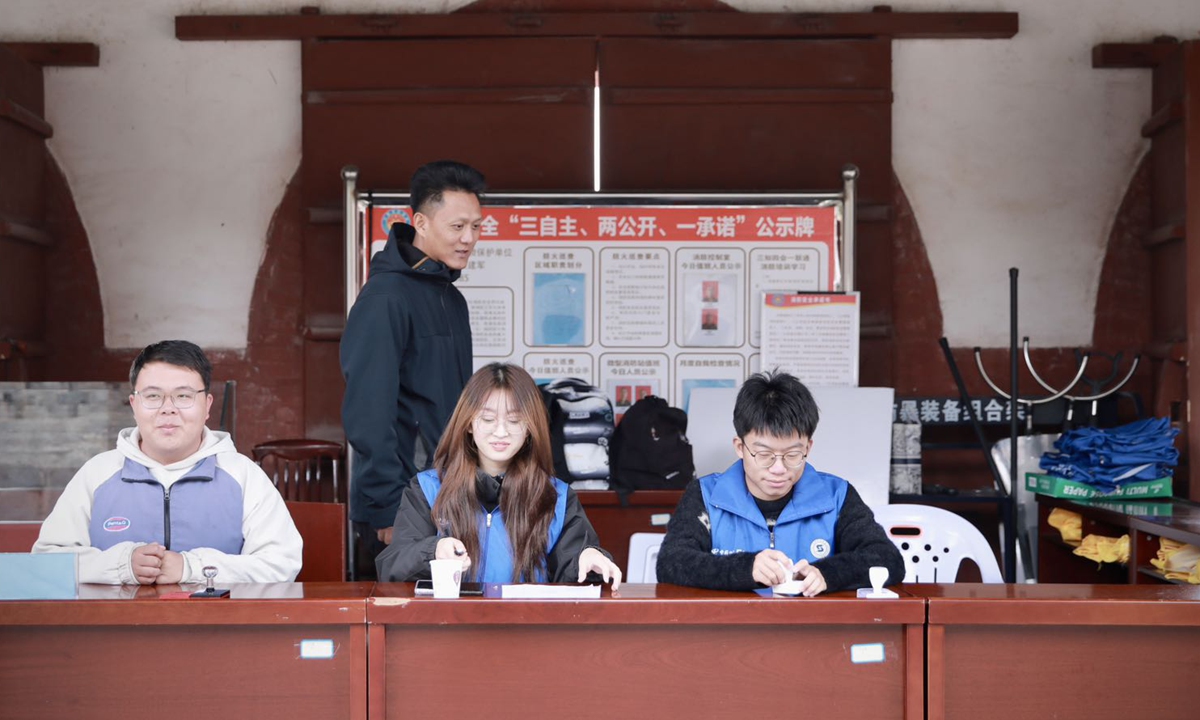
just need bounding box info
[1039,417,1179,491]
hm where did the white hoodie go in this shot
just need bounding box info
[33,427,303,585]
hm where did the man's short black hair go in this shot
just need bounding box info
[129,340,212,391]
[732,370,819,441]
[410,160,486,216]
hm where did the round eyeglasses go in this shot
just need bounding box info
[741,441,808,469]
[132,389,205,410]
[473,414,527,434]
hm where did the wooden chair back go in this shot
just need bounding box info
[285,501,347,582]
[252,439,345,503]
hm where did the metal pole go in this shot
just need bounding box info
[841,165,859,293]
[342,165,359,581]
[343,166,360,321]
[1006,267,1019,582]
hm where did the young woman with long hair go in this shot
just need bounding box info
[375,363,622,587]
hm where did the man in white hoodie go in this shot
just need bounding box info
[33,340,303,585]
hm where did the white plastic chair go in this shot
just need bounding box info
[627,532,665,583]
[873,504,1003,583]
[991,433,1059,583]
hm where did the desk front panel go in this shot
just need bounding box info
[914,583,1200,720]
[370,583,924,720]
[0,582,373,720]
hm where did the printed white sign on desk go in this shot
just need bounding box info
[500,584,602,599]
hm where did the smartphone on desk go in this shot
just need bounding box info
[414,580,484,596]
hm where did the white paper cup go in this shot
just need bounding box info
[430,559,463,599]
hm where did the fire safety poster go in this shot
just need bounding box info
[366,204,840,412]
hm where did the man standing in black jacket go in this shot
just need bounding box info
[341,161,486,577]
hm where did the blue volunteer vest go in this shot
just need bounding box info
[89,455,245,555]
[417,469,568,583]
[700,461,847,564]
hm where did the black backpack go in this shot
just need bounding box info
[608,395,695,499]
[540,378,615,484]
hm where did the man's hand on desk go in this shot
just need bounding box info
[752,549,793,587]
[131,543,165,584]
[156,550,185,584]
[790,559,826,597]
[131,543,187,585]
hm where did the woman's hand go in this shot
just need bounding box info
[577,547,622,591]
[435,537,472,572]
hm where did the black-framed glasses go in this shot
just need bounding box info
[132,388,205,410]
[740,439,807,469]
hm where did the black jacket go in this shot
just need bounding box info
[375,470,612,582]
[340,223,472,529]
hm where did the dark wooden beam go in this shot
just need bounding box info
[1144,222,1185,249]
[1,42,100,67]
[177,11,1017,41]
[858,204,893,223]
[0,98,52,138]
[1184,41,1200,502]
[608,88,892,105]
[1142,100,1182,138]
[304,313,345,342]
[0,217,54,248]
[0,339,50,360]
[306,207,342,225]
[1092,41,1178,69]
[306,87,590,106]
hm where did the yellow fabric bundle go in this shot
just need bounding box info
[1073,533,1130,565]
[1150,537,1200,584]
[1048,508,1082,546]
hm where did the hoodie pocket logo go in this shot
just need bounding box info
[103,517,131,532]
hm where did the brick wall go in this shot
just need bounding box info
[0,382,131,521]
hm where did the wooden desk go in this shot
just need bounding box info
[368,582,925,720]
[913,583,1200,720]
[0,582,374,720]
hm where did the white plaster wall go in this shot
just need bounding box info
[4,0,1200,350]
[883,0,1200,346]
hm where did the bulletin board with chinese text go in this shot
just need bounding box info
[361,199,844,416]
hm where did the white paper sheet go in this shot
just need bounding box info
[806,386,895,509]
[499,584,602,599]
[686,386,740,477]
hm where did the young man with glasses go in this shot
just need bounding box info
[34,340,302,585]
[656,371,903,596]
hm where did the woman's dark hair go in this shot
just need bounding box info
[431,363,556,582]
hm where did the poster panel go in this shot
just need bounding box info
[365,204,839,410]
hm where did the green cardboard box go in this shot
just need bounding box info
[1025,472,1173,500]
